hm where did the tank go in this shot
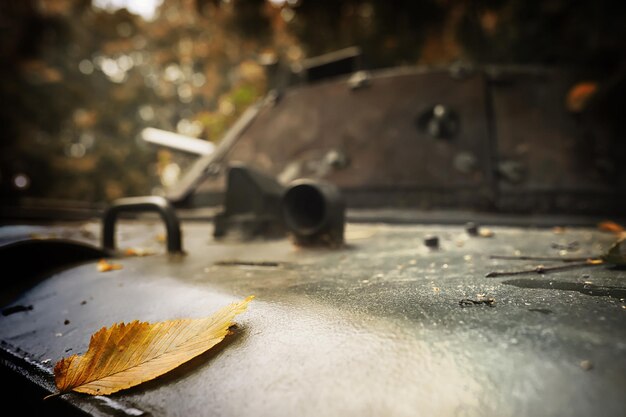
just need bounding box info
[1,49,625,416]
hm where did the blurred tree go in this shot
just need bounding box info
[284,0,446,68]
[0,0,284,203]
[457,0,626,70]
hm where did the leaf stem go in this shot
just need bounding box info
[43,392,63,400]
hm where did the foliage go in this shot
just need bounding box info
[49,296,253,397]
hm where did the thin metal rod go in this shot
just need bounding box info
[489,254,596,263]
[485,261,604,278]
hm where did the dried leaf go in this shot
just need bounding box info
[48,296,253,397]
[97,259,123,272]
[565,81,597,112]
[123,247,156,257]
[598,221,624,234]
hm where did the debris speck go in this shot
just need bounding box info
[551,241,579,251]
[465,222,479,236]
[80,300,87,305]
[459,296,496,307]
[55,333,63,337]
[579,360,593,371]
[64,319,70,325]
[424,235,439,248]
[42,359,52,365]
[479,228,494,238]
[528,308,553,314]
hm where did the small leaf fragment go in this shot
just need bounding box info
[124,247,156,257]
[565,81,597,112]
[48,296,253,398]
[598,221,624,234]
[579,360,594,371]
[97,259,123,272]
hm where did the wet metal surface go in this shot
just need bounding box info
[0,220,625,416]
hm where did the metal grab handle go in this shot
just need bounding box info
[102,196,183,254]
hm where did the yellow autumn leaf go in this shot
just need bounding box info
[97,259,123,272]
[598,220,624,234]
[47,296,253,397]
[123,247,156,257]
